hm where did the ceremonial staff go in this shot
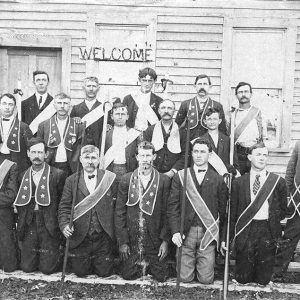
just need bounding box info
[60,121,86,290]
[14,72,23,120]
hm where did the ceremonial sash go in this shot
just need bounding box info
[0,159,15,189]
[30,100,56,134]
[234,173,280,239]
[126,168,160,216]
[178,169,219,250]
[0,117,21,152]
[81,102,111,129]
[14,163,51,207]
[73,170,116,221]
[234,106,260,143]
[47,116,77,151]
[208,151,228,176]
[132,92,159,126]
[286,178,300,219]
[103,128,140,170]
[151,121,181,154]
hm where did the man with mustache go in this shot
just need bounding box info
[175,75,227,141]
[14,137,67,274]
[143,99,185,178]
[59,145,117,277]
[233,82,264,175]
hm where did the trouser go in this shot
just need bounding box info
[236,144,251,175]
[20,212,61,274]
[178,226,215,284]
[235,220,276,285]
[69,231,114,277]
[53,161,72,177]
[0,209,18,272]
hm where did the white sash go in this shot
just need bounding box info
[29,100,56,134]
[208,151,228,176]
[103,128,140,169]
[151,121,181,154]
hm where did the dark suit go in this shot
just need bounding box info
[229,173,287,284]
[115,170,171,281]
[143,122,186,173]
[16,165,66,274]
[123,92,163,128]
[21,93,53,125]
[175,97,227,140]
[0,158,18,272]
[58,169,117,277]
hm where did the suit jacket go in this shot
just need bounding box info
[123,92,163,128]
[285,141,300,194]
[16,165,67,241]
[37,116,83,173]
[167,167,228,243]
[70,100,113,150]
[229,173,287,251]
[58,169,117,249]
[21,93,53,126]
[115,170,171,248]
[201,131,240,172]
[143,123,186,173]
[104,126,138,173]
[175,97,227,140]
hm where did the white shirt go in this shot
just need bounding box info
[35,92,48,109]
[32,164,45,210]
[250,169,268,220]
[193,165,208,185]
[0,115,14,154]
[134,91,151,131]
[208,131,219,149]
[140,171,152,190]
[112,126,127,164]
[55,118,68,163]
[84,170,97,194]
[85,99,97,111]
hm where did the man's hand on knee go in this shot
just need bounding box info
[172,233,185,247]
[119,244,130,261]
[158,240,168,261]
[220,241,228,256]
[62,225,74,238]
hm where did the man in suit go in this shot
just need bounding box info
[14,137,67,274]
[37,93,83,176]
[221,143,287,285]
[58,145,117,277]
[104,103,139,183]
[0,93,33,173]
[70,76,113,150]
[175,74,227,141]
[21,70,53,126]
[143,99,186,178]
[115,141,170,282]
[123,67,163,132]
[168,139,228,283]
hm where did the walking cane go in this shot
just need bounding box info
[223,108,236,300]
[60,121,86,292]
[176,114,191,293]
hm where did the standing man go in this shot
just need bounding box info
[115,141,170,282]
[175,75,227,141]
[233,82,265,175]
[168,139,228,283]
[37,93,83,176]
[221,143,287,285]
[0,93,33,173]
[58,145,117,277]
[123,67,163,132]
[14,137,67,274]
[21,71,53,126]
[143,99,185,178]
[70,76,113,150]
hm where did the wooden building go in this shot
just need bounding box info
[0,0,300,176]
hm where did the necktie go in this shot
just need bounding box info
[88,174,95,180]
[38,96,43,109]
[253,174,260,195]
[198,169,206,173]
[2,118,9,121]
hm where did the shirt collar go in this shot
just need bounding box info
[193,164,208,173]
[31,163,45,176]
[35,92,48,101]
[237,105,252,112]
[250,169,267,177]
[196,95,208,104]
[2,115,14,122]
[85,98,97,107]
[84,169,97,177]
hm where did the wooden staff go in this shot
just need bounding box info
[176,115,191,293]
[13,72,23,121]
[60,121,86,291]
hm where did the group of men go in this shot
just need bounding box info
[0,67,298,286]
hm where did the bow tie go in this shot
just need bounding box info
[2,118,10,121]
[88,174,95,179]
[198,169,206,173]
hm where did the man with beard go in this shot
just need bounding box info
[233,82,265,174]
[115,141,170,282]
[14,137,66,274]
[175,75,227,141]
[143,99,185,178]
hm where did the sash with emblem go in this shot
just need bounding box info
[73,170,116,221]
[234,173,280,239]
[0,117,21,152]
[47,116,77,151]
[126,168,160,216]
[0,159,15,189]
[178,168,219,250]
[14,163,51,207]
